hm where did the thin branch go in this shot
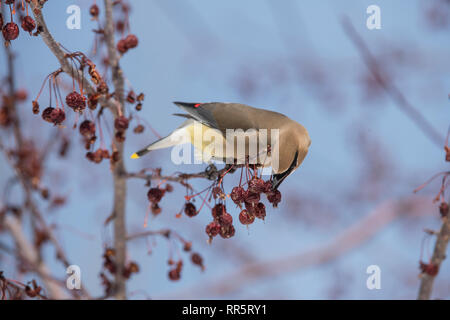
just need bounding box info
[4,215,66,299]
[418,216,450,299]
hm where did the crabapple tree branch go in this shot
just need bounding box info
[103,0,128,300]
[418,214,450,300]
[3,214,66,299]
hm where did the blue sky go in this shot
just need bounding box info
[0,0,449,299]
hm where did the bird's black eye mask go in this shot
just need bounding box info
[272,151,299,190]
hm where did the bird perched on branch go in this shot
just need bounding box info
[131,102,311,190]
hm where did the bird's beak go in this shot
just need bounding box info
[272,151,299,190]
[272,172,289,190]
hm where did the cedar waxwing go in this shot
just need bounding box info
[131,102,311,189]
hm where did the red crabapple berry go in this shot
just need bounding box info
[248,177,265,194]
[262,180,273,193]
[126,91,136,103]
[125,34,139,49]
[50,108,66,125]
[79,120,96,138]
[114,116,129,132]
[245,191,260,205]
[254,202,266,220]
[66,91,86,112]
[239,209,255,225]
[168,268,180,281]
[21,16,36,34]
[267,189,282,207]
[219,212,233,226]
[211,203,225,220]
[184,202,198,217]
[230,186,245,205]
[133,124,144,134]
[205,221,221,238]
[191,253,205,271]
[32,101,40,114]
[220,224,235,239]
[117,39,128,54]
[147,187,165,203]
[89,4,100,18]
[2,22,19,41]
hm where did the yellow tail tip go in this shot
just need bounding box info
[130,153,140,159]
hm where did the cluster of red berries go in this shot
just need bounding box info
[79,120,96,149]
[167,242,204,281]
[41,106,66,126]
[202,174,281,241]
[117,34,139,54]
[127,90,144,111]
[114,115,129,142]
[1,0,37,44]
[86,148,110,164]
[147,184,173,215]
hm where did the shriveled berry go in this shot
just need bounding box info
[219,212,233,226]
[147,187,165,203]
[191,253,204,270]
[230,186,245,204]
[212,186,223,199]
[184,202,198,217]
[135,103,142,111]
[211,203,225,220]
[248,177,265,194]
[220,224,235,239]
[32,101,40,114]
[133,124,144,134]
[239,209,255,225]
[165,184,174,192]
[115,131,125,143]
[21,16,36,33]
[50,108,66,125]
[126,91,136,103]
[66,91,86,112]
[41,107,54,123]
[254,202,266,220]
[2,22,19,41]
[117,39,128,54]
[114,116,129,131]
[205,221,221,237]
[125,34,138,49]
[90,4,100,18]
[79,120,96,138]
[168,268,180,281]
[267,189,282,207]
[88,93,99,110]
[245,191,260,205]
[262,180,273,193]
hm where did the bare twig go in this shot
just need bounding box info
[418,215,450,299]
[4,215,66,299]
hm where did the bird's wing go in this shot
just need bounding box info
[173,102,220,130]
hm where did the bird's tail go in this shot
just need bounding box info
[131,121,192,159]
